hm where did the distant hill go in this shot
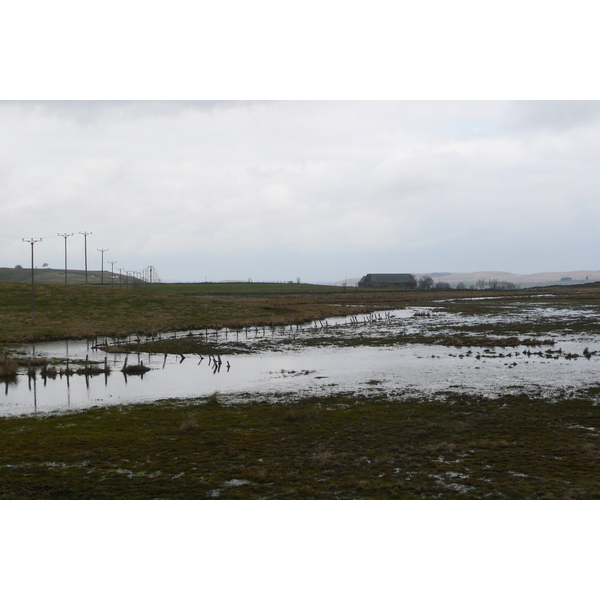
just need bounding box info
[0,267,140,285]
[422,270,600,288]
[335,271,600,288]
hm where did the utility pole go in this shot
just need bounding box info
[117,267,124,286]
[58,233,74,286]
[108,261,117,286]
[22,238,42,322]
[79,231,92,284]
[97,249,108,284]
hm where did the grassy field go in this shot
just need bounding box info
[0,281,368,344]
[1,390,600,499]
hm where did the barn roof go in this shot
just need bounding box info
[360,273,416,283]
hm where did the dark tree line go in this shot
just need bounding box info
[417,276,518,291]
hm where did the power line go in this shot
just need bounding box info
[1,231,23,239]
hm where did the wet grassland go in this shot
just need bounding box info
[2,282,600,499]
[2,390,600,499]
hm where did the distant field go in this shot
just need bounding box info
[150,282,344,295]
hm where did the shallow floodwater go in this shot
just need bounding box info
[3,304,600,416]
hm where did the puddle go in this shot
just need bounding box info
[2,304,600,416]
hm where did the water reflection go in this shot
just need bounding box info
[66,369,71,409]
[4,378,17,396]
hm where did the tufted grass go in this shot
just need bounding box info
[1,388,600,499]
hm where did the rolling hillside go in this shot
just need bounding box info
[0,267,139,285]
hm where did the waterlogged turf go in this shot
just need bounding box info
[1,391,599,499]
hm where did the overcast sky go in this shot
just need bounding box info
[1,100,600,282]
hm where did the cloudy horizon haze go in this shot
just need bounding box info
[2,100,599,283]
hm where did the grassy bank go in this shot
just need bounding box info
[0,282,377,344]
[1,390,599,499]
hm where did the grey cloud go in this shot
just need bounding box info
[502,100,600,133]
[3,100,259,126]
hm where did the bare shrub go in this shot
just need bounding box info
[0,359,18,379]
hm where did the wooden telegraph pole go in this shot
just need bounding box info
[108,260,117,286]
[22,238,42,322]
[97,249,108,284]
[58,233,73,286]
[79,231,92,284]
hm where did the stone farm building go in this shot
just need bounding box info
[358,273,417,289]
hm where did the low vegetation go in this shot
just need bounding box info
[1,390,600,499]
[0,358,18,380]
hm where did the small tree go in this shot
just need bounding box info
[14,264,23,269]
[418,276,434,290]
[434,281,451,290]
[456,282,466,290]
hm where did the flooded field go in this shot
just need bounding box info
[3,297,600,416]
[3,292,600,499]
